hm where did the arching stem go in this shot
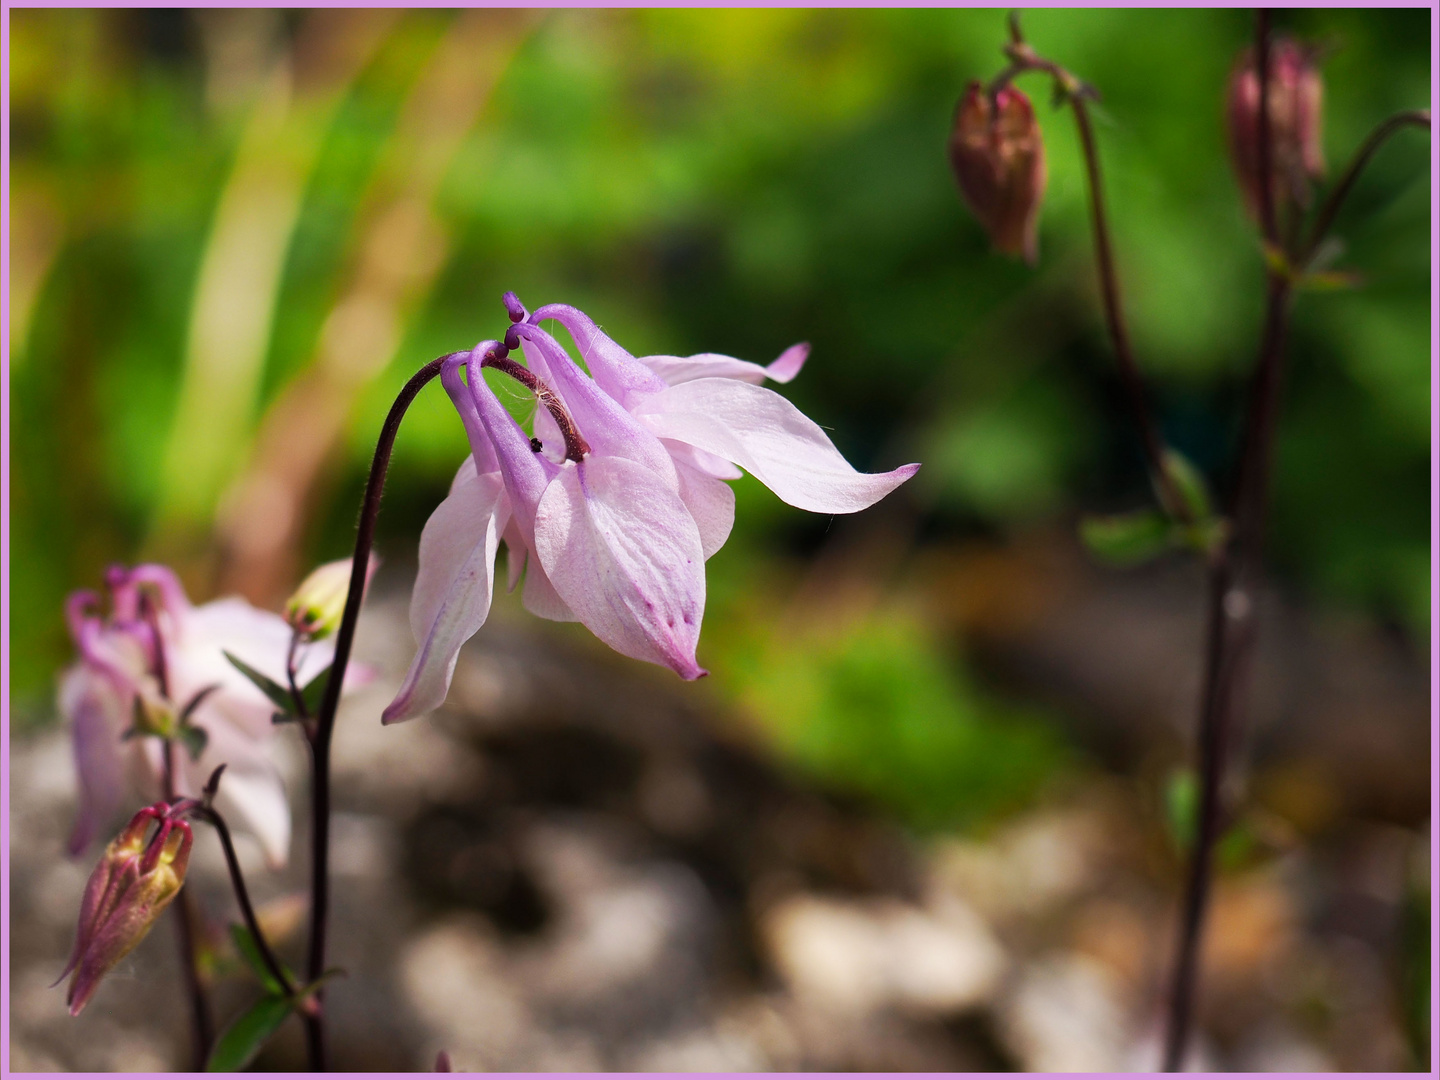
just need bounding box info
[300,352,458,1070]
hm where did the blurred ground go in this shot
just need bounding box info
[10,538,1427,1072]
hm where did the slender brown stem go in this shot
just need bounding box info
[990,21,1190,525]
[194,804,295,997]
[158,665,214,1069]
[300,352,456,1070]
[1068,95,1192,524]
[1162,12,1292,1069]
[1162,277,1291,1071]
[1302,109,1431,264]
[170,891,213,1070]
[285,629,310,723]
[1255,11,1278,246]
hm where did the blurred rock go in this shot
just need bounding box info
[763,893,1004,1016]
[996,953,1133,1071]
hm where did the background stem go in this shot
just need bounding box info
[197,804,295,997]
[1161,11,1290,1069]
[163,717,214,1069]
[1068,94,1191,523]
[299,352,456,1071]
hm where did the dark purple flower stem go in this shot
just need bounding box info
[300,352,458,1071]
[145,594,214,1071]
[990,19,1192,525]
[1162,11,1289,1069]
[191,800,296,998]
[1162,19,1431,1071]
[1300,109,1431,264]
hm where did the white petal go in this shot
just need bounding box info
[636,378,920,515]
[502,517,529,593]
[639,341,809,386]
[521,549,578,622]
[383,468,509,724]
[662,438,742,481]
[533,457,706,679]
[187,722,291,868]
[672,452,735,560]
[61,666,128,854]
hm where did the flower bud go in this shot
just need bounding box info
[949,81,1047,264]
[1226,38,1325,220]
[59,805,193,1016]
[284,555,376,641]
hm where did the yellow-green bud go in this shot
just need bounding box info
[285,556,375,641]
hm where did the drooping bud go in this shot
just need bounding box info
[59,804,193,1016]
[1226,37,1325,221]
[949,80,1047,264]
[284,555,377,641]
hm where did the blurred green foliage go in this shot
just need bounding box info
[11,10,1430,828]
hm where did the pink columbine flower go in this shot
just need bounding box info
[383,296,919,723]
[58,802,192,1016]
[61,564,346,866]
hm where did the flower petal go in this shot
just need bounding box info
[667,443,736,560]
[521,550,578,622]
[636,377,920,514]
[61,667,128,856]
[188,725,292,868]
[533,456,706,679]
[383,466,509,724]
[527,302,669,407]
[639,342,810,387]
[513,323,679,490]
[469,347,556,543]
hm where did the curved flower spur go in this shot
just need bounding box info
[383,295,920,723]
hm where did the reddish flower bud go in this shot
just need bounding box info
[949,81,1048,264]
[1226,38,1325,220]
[58,804,193,1016]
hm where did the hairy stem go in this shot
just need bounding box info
[301,352,456,1070]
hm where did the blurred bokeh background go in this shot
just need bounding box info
[9,7,1431,1072]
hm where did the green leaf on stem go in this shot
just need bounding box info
[229,923,290,997]
[1159,450,1212,524]
[1079,509,1169,566]
[299,665,333,716]
[178,723,208,762]
[206,994,292,1072]
[1164,768,1199,853]
[223,651,296,716]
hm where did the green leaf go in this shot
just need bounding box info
[206,994,292,1072]
[299,666,333,717]
[179,723,208,762]
[224,651,296,716]
[1159,449,1212,524]
[1080,509,1169,566]
[229,923,289,997]
[1164,769,1199,853]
